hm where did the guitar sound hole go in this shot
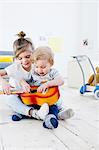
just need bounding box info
[30,89,37,93]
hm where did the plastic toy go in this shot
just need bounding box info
[0,51,14,68]
[73,55,99,100]
[0,86,60,106]
[20,86,60,106]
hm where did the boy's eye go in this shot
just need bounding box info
[35,66,46,69]
[40,66,46,69]
[41,66,46,69]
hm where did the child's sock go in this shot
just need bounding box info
[31,103,49,120]
[43,114,58,129]
[38,103,49,120]
[58,108,74,120]
[31,109,41,120]
[12,113,23,121]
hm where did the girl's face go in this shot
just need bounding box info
[17,51,33,71]
[34,59,51,76]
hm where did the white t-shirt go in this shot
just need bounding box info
[5,62,33,89]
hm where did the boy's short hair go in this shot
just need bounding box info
[33,46,54,66]
[13,31,34,57]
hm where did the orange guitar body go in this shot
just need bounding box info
[20,86,60,106]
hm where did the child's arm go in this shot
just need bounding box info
[37,76,64,93]
[46,76,64,87]
[19,79,31,92]
[0,69,12,94]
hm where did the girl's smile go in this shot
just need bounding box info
[17,51,33,71]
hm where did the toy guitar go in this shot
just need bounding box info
[0,86,60,106]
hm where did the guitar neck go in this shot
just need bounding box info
[0,89,24,94]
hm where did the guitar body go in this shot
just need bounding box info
[20,86,60,106]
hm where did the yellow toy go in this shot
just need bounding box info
[88,66,99,86]
[0,51,14,68]
[0,55,13,63]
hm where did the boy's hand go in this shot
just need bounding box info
[37,82,49,93]
[20,80,31,93]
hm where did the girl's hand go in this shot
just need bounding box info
[37,82,49,93]
[20,80,31,93]
[1,81,13,94]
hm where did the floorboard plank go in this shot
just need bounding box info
[0,120,68,150]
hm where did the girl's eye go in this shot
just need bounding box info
[18,57,22,60]
[18,55,31,60]
[25,55,31,58]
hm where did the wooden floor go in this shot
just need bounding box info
[0,84,99,150]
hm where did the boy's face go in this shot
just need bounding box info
[17,50,33,71]
[34,59,51,76]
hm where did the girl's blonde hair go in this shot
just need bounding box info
[33,46,54,66]
[13,31,34,57]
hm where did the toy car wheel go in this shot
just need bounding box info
[94,90,99,100]
[80,85,86,94]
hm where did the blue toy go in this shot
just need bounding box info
[73,55,99,100]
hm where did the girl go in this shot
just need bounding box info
[0,31,49,122]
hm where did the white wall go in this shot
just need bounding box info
[0,1,79,50]
[0,0,98,77]
[98,1,99,52]
[0,1,80,77]
[77,1,98,62]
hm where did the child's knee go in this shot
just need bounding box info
[5,95,17,103]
